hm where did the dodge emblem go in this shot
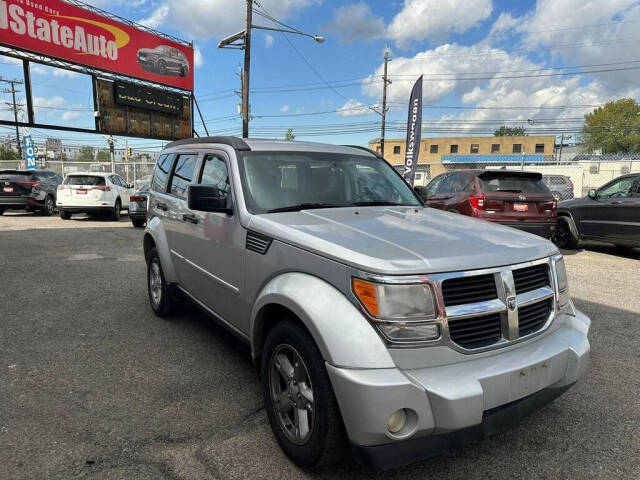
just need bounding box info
[507,296,517,311]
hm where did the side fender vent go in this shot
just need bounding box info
[246,231,273,255]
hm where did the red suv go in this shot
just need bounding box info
[419,170,557,238]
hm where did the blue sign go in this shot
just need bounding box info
[23,130,36,170]
[441,154,545,164]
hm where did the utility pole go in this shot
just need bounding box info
[242,0,253,138]
[558,134,564,162]
[380,46,391,158]
[1,78,24,158]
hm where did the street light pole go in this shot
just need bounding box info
[380,45,390,158]
[242,0,253,138]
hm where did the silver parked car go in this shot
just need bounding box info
[143,137,590,470]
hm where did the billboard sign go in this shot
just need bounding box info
[0,0,194,90]
[114,81,183,115]
[22,128,36,170]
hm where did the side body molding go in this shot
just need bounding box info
[144,216,179,283]
[251,273,395,369]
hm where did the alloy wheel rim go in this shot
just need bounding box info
[149,261,162,306]
[46,197,54,214]
[269,344,314,445]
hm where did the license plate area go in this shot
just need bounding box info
[3,186,13,193]
[513,202,529,212]
[508,360,551,401]
[76,189,87,195]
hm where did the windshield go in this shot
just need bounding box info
[479,174,549,194]
[237,151,421,213]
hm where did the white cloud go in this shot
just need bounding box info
[61,111,83,121]
[138,4,169,29]
[147,0,319,40]
[337,99,376,116]
[325,2,386,43]
[265,34,274,48]
[280,104,290,112]
[194,46,204,67]
[30,64,78,78]
[388,0,492,47]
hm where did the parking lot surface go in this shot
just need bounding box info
[1,213,639,480]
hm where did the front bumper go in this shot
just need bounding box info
[327,310,590,469]
[498,221,556,238]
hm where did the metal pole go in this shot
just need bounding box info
[380,45,390,158]
[558,134,564,162]
[109,136,115,173]
[242,0,253,138]
[7,80,23,158]
[193,95,209,136]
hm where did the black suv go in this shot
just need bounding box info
[554,173,640,249]
[0,169,62,216]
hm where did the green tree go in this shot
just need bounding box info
[0,145,20,160]
[284,128,295,141]
[583,98,640,153]
[494,126,526,136]
[77,146,94,161]
[96,150,110,161]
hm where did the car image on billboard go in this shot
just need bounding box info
[137,45,190,77]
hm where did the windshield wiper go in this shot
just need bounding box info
[352,201,409,206]
[265,203,341,213]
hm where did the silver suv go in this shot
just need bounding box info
[143,137,590,470]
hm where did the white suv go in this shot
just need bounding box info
[57,172,132,220]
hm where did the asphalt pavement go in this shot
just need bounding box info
[1,212,639,479]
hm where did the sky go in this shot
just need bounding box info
[3,0,640,153]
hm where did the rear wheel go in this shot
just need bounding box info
[553,216,579,249]
[158,60,167,74]
[147,247,178,317]
[59,209,71,220]
[41,195,55,216]
[0,208,4,216]
[262,321,346,469]
[111,199,121,221]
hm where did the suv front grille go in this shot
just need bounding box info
[518,299,553,336]
[448,312,502,349]
[513,264,549,293]
[441,274,498,307]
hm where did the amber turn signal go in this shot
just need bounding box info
[352,278,379,316]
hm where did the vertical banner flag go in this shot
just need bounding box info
[22,128,36,170]
[403,75,423,186]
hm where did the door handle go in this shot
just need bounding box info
[155,201,168,211]
[183,213,198,224]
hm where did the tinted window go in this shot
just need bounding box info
[64,175,105,186]
[151,154,172,192]
[426,174,445,195]
[630,178,640,197]
[169,154,198,199]
[598,177,636,199]
[479,174,549,194]
[437,173,472,193]
[199,154,230,196]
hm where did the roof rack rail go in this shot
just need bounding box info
[342,145,383,159]
[165,136,251,151]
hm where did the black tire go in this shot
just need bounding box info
[41,195,55,216]
[262,321,347,469]
[147,247,178,317]
[111,199,121,221]
[59,209,71,220]
[0,208,4,216]
[180,66,187,77]
[132,218,145,228]
[553,216,579,249]
[158,60,167,74]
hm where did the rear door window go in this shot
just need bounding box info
[168,153,198,199]
[151,154,173,192]
[479,174,550,194]
[64,175,105,186]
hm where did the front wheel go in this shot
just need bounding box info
[553,216,579,249]
[147,247,179,317]
[59,209,71,220]
[262,321,346,469]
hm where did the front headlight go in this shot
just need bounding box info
[553,255,570,307]
[352,278,440,343]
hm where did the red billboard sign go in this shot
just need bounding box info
[0,0,194,90]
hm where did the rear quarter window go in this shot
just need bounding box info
[479,175,550,194]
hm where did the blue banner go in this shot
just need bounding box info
[23,128,36,170]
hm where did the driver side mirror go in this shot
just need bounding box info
[413,186,429,202]
[188,185,232,214]
[587,189,597,199]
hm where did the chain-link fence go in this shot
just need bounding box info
[0,160,156,188]
[396,154,640,199]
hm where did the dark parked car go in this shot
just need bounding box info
[137,45,189,77]
[129,182,150,228]
[553,173,640,249]
[542,175,574,200]
[0,169,62,216]
[420,170,557,238]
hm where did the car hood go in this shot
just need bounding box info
[248,207,558,275]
